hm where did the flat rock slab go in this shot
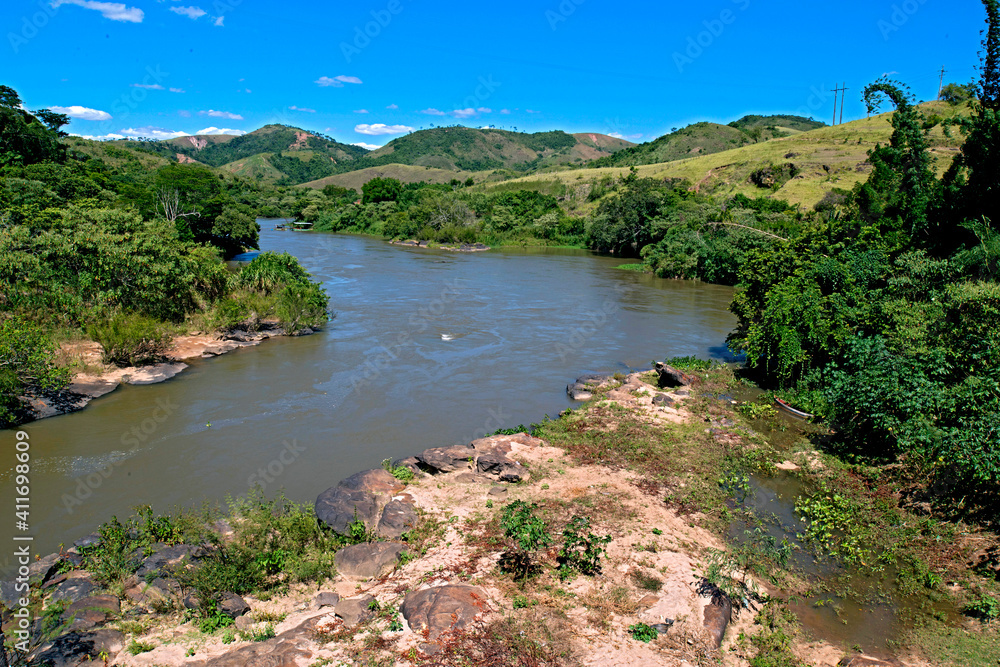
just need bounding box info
[335,594,375,628]
[335,542,407,580]
[36,629,124,667]
[376,499,418,539]
[135,544,199,579]
[401,585,488,643]
[838,656,903,667]
[123,362,188,385]
[312,591,340,608]
[62,595,120,620]
[196,618,319,667]
[315,486,380,534]
[50,577,97,605]
[416,445,475,473]
[29,553,65,587]
[338,468,406,496]
[655,362,700,388]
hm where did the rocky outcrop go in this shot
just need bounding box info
[218,592,250,619]
[401,584,488,650]
[315,469,408,534]
[376,499,418,539]
[135,543,200,579]
[334,594,375,628]
[415,434,539,483]
[567,374,614,401]
[36,629,124,667]
[416,445,476,473]
[334,542,407,580]
[655,362,700,388]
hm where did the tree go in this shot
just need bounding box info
[212,206,260,257]
[361,176,403,204]
[851,78,936,248]
[0,317,71,427]
[940,82,977,105]
[33,108,71,135]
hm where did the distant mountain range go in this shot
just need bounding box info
[75,114,827,187]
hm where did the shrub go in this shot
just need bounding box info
[628,622,658,643]
[0,316,70,427]
[88,312,172,366]
[498,501,550,580]
[557,516,611,578]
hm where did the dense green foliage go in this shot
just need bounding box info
[0,89,328,426]
[728,1,1000,503]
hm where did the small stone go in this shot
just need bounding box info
[218,592,250,619]
[312,592,341,609]
[234,614,255,631]
[334,595,375,628]
[376,499,418,540]
[488,486,508,496]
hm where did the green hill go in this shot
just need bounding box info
[499,102,969,210]
[361,127,634,172]
[590,115,826,169]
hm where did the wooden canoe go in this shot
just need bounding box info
[774,397,814,420]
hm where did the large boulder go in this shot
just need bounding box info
[218,592,250,619]
[416,445,475,473]
[49,576,96,605]
[338,469,406,496]
[655,362,700,388]
[315,486,380,534]
[196,617,321,667]
[334,542,407,580]
[401,585,488,646]
[35,629,124,667]
[376,500,418,539]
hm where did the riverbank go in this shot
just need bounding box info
[26,322,311,423]
[9,366,993,666]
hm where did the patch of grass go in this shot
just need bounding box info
[615,263,646,272]
[88,312,173,367]
[630,570,663,592]
[126,639,156,655]
[737,602,805,667]
[253,610,288,623]
[381,457,415,482]
[421,615,570,666]
[240,623,276,642]
[628,622,658,643]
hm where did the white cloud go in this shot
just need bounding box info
[170,5,206,19]
[70,132,127,141]
[315,75,363,87]
[169,87,185,93]
[196,127,246,136]
[386,103,398,110]
[477,107,492,113]
[452,108,477,119]
[121,126,188,140]
[420,108,446,116]
[131,83,164,90]
[213,15,224,26]
[200,109,243,120]
[354,123,414,136]
[500,109,511,115]
[178,110,191,118]
[52,0,143,23]
[526,109,541,114]
[352,142,380,150]
[289,105,316,113]
[353,109,369,114]
[49,105,112,121]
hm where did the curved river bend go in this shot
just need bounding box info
[1,230,736,563]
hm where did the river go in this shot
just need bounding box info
[0,229,737,568]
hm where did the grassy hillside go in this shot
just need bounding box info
[363,127,633,172]
[590,115,825,169]
[300,164,481,191]
[500,102,968,209]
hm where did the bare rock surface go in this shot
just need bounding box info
[36,629,124,667]
[376,499,418,539]
[416,445,475,473]
[400,584,488,645]
[334,542,407,580]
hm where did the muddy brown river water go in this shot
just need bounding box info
[0,229,737,567]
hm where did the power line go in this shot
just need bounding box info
[831,83,848,125]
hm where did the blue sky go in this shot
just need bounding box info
[1,0,989,148]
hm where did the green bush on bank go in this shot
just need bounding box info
[88,312,173,367]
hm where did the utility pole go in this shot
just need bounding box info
[937,66,947,100]
[840,82,848,125]
[831,83,848,125]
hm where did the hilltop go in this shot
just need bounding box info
[589,114,826,169]
[498,102,968,209]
